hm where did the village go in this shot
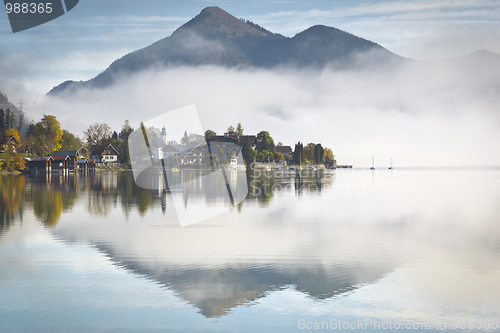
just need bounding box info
[0,110,338,174]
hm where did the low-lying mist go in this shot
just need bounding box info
[35,55,500,167]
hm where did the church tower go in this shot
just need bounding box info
[161,126,167,145]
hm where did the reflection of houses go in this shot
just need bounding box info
[0,134,19,153]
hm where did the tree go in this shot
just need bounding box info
[84,123,112,155]
[1,144,25,171]
[118,120,134,166]
[0,109,4,134]
[60,130,82,151]
[241,136,256,167]
[227,125,236,137]
[274,152,283,161]
[5,128,21,145]
[303,143,316,163]
[313,144,324,164]
[0,109,15,134]
[119,119,133,141]
[256,131,276,154]
[324,147,334,161]
[32,115,64,155]
[16,114,23,134]
[188,133,205,144]
[293,142,304,165]
[204,129,216,141]
[236,123,244,136]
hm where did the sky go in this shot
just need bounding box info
[1,0,500,167]
[1,0,500,93]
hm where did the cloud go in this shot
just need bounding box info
[38,51,500,167]
[244,0,500,58]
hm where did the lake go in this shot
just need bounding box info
[1,168,500,332]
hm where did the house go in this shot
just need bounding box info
[276,146,293,158]
[205,136,241,165]
[101,144,119,164]
[25,156,53,172]
[53,150,79,170]
[51,155,72,170]
[78,147,89,158]
[0,135,19,153]
[238,135,257,149]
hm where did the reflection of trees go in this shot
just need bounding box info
[0,176,26,234]
[24,176,78,228]
[116,172,153,216]
[1,171,334,229]
[32,191,64,228]
[86,172,154,218]
[246,169,334,205]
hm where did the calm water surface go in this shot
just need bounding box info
[1,168,500,332]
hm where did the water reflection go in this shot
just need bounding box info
[1,169,500,330]
[9,170,335,227]
[0,176,26,234]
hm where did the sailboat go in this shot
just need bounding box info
[388,157,393,170]
[370,156,375,170]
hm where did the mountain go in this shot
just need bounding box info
[48,6,403,95]
[0,91,25,123]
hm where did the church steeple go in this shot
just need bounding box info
[161,126,167,144]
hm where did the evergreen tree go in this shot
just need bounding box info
[314,144,324,164]
[236,123,244,136]
[293,142,304,165]
[0,109,5,134]
[241,137,256,167]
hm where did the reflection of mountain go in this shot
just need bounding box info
[65,239,395,318]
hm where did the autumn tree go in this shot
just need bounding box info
[84,123,112,155]
[32,115,63,155]
[303,143,316,163]
[5,128,21,145]
[324,148,334,161]
[1,129,25,171]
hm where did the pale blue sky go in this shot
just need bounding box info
[1,0,500,93]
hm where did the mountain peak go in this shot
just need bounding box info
[175,6,271,39]
[200,6,228,16]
